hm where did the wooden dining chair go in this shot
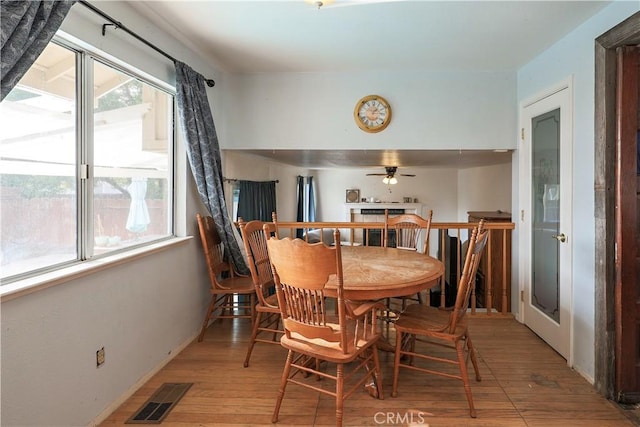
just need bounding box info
[266,229,385,427]
[391,220,488,418]
[383,210,434,324]
[196,213,256,342]
[238,218,283,367]
[384,210,433,254]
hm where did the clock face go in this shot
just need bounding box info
[354,95,391,133]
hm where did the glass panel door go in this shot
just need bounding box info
[531,109,560,323]
[520,82,572,361]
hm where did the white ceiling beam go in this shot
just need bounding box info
[44,56,75,83]
[94,75,132,99]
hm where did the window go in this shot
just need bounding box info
[0,38,175,283]
[231,183,240,221]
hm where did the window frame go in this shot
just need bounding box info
[1,34,178,285]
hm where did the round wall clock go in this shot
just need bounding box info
[354,95,391,133]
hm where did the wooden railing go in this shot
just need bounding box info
[272,220,515,316]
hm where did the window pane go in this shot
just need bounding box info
[1,43,78,280]
[92,61,172,255]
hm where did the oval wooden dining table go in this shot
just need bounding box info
[324,245,445,301]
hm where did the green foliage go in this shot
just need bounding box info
[1,175,166,199]
[96,80,142,112]
[1,175,74,198]
[146,179,166,199]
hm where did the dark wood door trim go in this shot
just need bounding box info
[614,45,639,400]
[594,11,640,400]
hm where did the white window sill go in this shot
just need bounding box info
[0,237,192,302]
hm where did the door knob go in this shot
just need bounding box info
[552,233,566,243]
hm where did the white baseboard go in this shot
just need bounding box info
[86,331,200,427]
[573,364,595,385]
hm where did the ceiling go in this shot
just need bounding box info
[128,0,611,169]
[131,0,610,74]
[235,149,513,169]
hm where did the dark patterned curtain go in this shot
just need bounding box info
[295,175,316,238]
[1,0,76,101]
[296,175,304,238]
[307,176,316,222]
[237,180,276,222]
[175,61,248,274]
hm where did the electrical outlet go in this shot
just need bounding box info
[96,347,105,367]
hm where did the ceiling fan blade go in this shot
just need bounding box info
[366,166,414,177]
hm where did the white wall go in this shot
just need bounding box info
[221,71,517,151]
[224,151,511,225]
[457,163,513,221]
[312,167,461,222]
[1,246,204,426]
[222,150,309,222]
[1,2,221,426]
[516,2,639,381]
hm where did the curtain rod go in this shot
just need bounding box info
[77,1,215,87]
[224,178,279,183]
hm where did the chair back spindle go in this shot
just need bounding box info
[197,214,236,289]
[266,229,348,351]
[449,219,488,333]
[238,218,278,307]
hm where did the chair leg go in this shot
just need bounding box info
[455,340,477,418]
[466,333,482,382]
[336,363,344,427]
[272,315,281,342]
[371,344,384,400]
[391,330,403,398]
[272,350,294,423]
[315,358,322,381]
[243,311,263,367]
[197,295,217,342]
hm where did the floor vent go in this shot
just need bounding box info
[126,382,193,424]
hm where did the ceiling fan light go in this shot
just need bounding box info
[304,0,334,9]
[389,177,398,185]
[382,176,390,184]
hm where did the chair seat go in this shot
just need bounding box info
[281,327,381,364]
[395,304,469,340]
[265,292,279,306]
[211,275,255,294]
[254,293,280,313]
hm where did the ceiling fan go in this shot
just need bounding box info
[366,166,415,185]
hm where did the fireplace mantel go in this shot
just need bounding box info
[345,203,424,222]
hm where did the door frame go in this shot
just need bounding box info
[594,12,640,400]
[518,79,574,364]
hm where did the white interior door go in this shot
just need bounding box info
[519,82,573,362]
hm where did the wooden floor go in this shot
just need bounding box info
[100,316,637,426]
